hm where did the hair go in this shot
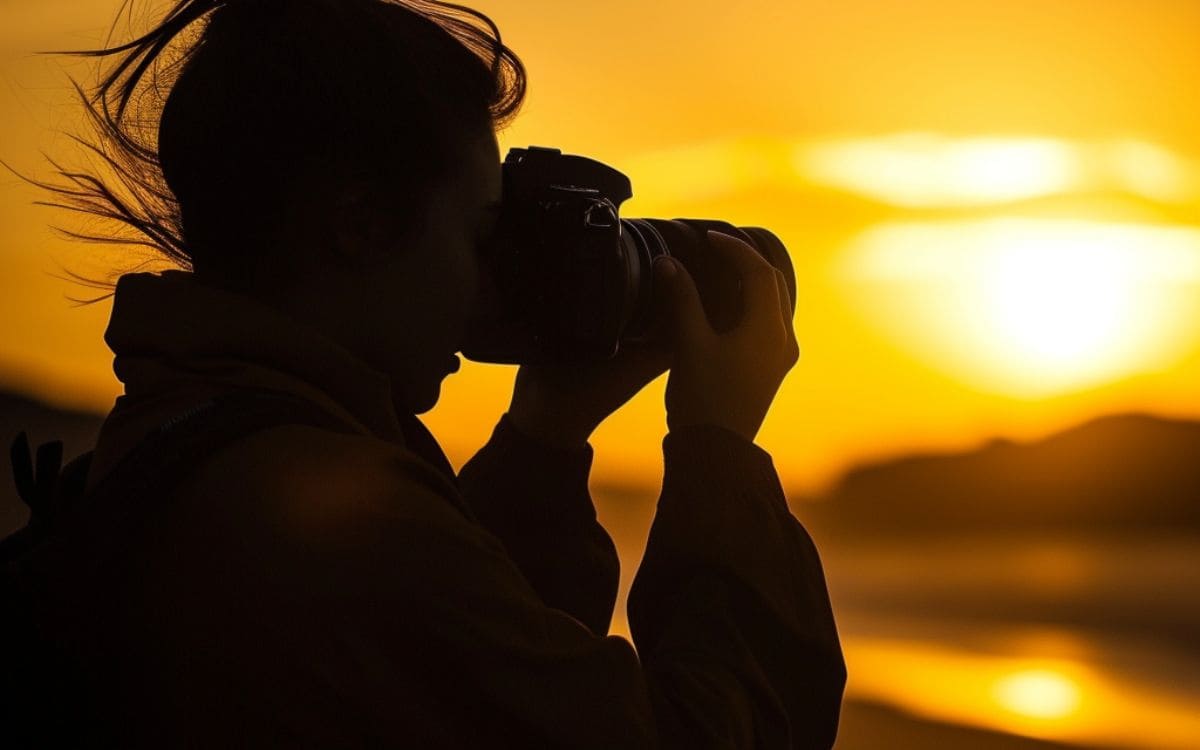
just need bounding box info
[5,0,526,303]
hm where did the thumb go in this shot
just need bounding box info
[653,255,708,348]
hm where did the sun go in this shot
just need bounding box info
[843,218,1200,397]
[978,232,1136,373]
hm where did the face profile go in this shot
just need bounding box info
[344,127,503,414]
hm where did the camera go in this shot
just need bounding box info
[460,146,797,364]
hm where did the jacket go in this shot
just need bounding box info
[46,269,845,748]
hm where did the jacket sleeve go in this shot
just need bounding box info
[628,424,846,748]
[317,422,845,748]
[456,412,619,637]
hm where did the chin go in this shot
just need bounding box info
[411,387,441,415]
[391,378,441,416]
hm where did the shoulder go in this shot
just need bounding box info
[178,422,475,553]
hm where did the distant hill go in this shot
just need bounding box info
[802,414,1200,538]
[0,389,104,538]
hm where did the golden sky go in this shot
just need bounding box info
[2,0,1199,493]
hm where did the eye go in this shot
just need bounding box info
[475,213,502,254]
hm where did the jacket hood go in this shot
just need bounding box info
[89,269,413,491]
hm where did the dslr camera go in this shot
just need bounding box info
[461,146,796,364]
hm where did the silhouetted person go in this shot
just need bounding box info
[4,0,844,746]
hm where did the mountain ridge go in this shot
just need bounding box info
[800,412,1200,538]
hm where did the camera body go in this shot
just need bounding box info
[461,146,634,364]
[460,146,796,365]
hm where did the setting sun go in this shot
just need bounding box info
[979,229,1139,377]
[842,218,1200,397]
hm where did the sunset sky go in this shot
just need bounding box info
[2,0,1199,494]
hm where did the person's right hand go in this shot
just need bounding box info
[652,230,800,444]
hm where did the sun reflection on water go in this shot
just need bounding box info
[843,635,1200,749]
[993,668,1082,720]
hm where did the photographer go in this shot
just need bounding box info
[6,0,845,746]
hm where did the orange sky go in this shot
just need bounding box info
[2,0,1199,494]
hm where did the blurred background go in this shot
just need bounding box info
[2,1,1198,747]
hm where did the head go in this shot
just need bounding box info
[33,0,525,414]
[260,126,504,415]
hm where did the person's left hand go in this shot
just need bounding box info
[506,320,672,451]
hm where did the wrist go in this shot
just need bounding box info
[667,414,758,444]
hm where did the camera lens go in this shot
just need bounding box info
[460,213,796,365]
[618,219,797,340]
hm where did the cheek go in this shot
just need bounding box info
[429,241,480,343]
[450,242,481,312]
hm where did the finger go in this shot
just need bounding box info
[654,255,710,349]
[773,268,796,346]
[706,230,783,331]
[772,267,801,357]
[706,229,776,276]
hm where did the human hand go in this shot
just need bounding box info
[655,230,799,443]
[506,317,672,451]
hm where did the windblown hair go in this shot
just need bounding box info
[8,0,526,303]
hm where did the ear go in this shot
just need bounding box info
[328,186,389,271]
